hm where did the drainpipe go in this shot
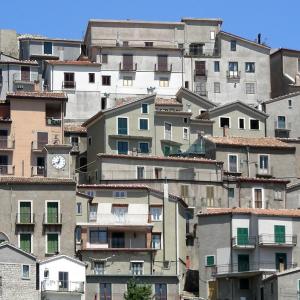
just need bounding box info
[163,182,167,262]
[246,146,250,177]
[8,64,10,91]
[230,213,233,300]
[148,189,153,275]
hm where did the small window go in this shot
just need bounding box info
[240,278,249,290]
[88,137,92,146]
[89,73,95,83]
[239,118,245,129]
[214,61,220,72]
[230,40,237,51]
[154,167,162,179]
[22,265,30,279]
[102,54,108,64]
[185,81,189,89]
[94,261,105,275]
[145,42,153,47]
[75,227,81,243]
[159,78,169,87]
[44,42,52,55]
[228,154,238,173]
[274,190,283,200]
[141,103,149,114]
[139,118,149,130]
[228,188,235,198]
[288,99,292,108]
[71,136,79,146]
[183,128,189,140]
[137,166,145,179]
[181,184,189,198]
[101,97,107,110]
[214,82,221,93]
[150,206,162,221]
[210,31,215,40]
[246,83,255,94]
[44,269,49,279]
[245,62,255,73]
[271,282,274,294]
[220,117,230,128]
[114,191,127,198]
[205,255,215,266]
[152,233,161,249]
[250,119,259,130]
[131,262,143,275]
[102,75,111,86]
[139,142,149,154]
[123,76,133,86]
[123,41,129,47]
[76,202,82,215]
[183,117,188,124]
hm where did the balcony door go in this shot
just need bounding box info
[0,155,8,174]
[259,155,269,174]
[254,188,263,208]
[164,122,172,140]
[21,66,30,81]
[274,225,285,243]
[195,61,206,76]
[275,253,287,272]
[157,55,168,71]
[228,154,238,173]
[111,232,125,248]
[58,271,69,291]
[123,54,133,71]
[47,202,59,223]
[237,228,249,245]
[20,201,31,223]
[0,129,8,148]
[37,132,48,150]
[238,254,249,272]
[228,62,238,77]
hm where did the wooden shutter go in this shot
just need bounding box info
[47,202,58,223]
[123,54,133,70]
[195,61,206,76]
[206,186,214,207]
[20,234,31,252]
[274,225,285,243]
[20,202,31,223]
[48,234,58,253]
[157,55,168,71]
[237,228,248,245]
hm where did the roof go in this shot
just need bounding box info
[219,31,270,50]
[235,176,290,184]
[64,124,87,133]
[88,19,184,26]
[46,60,101,67]
[0,177,76,185]
[0,60,38,66]
[6,92,67,101]
[97,153,222,164]
[205,136,294,149]
[263,267,300,282]
[0,242,36,260]
[155,97,182,106]
[271,48,300,57]
[198,207,300,218]
[18,36,82,43]
[263,91,300,104]
[40,254,86,266]
[181,18,222,24]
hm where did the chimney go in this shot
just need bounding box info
[257,33,261,44]
[223,125,229,137]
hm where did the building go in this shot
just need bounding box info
[270,48,300,98]
[76,184,187,300]
[0,242,38,300]
[0,177,76,260]
[0,29,18,57]
[39,255,86,300]
[263,92,300,139]
[84,18,271,105]
[197,207,300,300]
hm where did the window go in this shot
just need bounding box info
[274,190,283,200]
[141,103,149,114]
[259,155,269,173]
[214,82,221,93]
[219,117,230,128]
[22,265,30,279]
[183,128,189,140]
[185,81,189,89]
[288,99,292,108]
[88,137,92,146]
[123,41,129,46]
[58,272,69,291]
[19,201,32,223]
[20,233,31,253]
[230,40,237,51]
[76,202,82,215]
[181,185,189,198]
[139,118,149,130]
[112,205,128,223]
[254,188,263,208]
[150,206,162,221]
[137,166,145,179]
[71,136,79,147]
[75,227,81,244]
[274,225,286,243]
[277,116,286,129]
[246,82,255,94]
[228,188,235,198]
[189,43,204,56]
[152,233,161,249]
[183,117,188,124]
[239,118,245,129]
[298,58,300,72]
[250,119,259,130]
[123,76,133,86]
[102,75,111,86]
[245,62,255,73]
[63,72,75,88]
[155,283,167,300]
[228,154,238,173]
[44,269,49,279]
[117,141,128,155]
[114,191,127,198]
[88,73,95,83]
[206,186,214,207]
[163,145,170,156]
[145,42,153,47]
[102,54,108,64]
[237,228,249,245]
[46,202,59,224]
[195,61,206,76]
[164,122,172,140]
[214,61,220,72]
[117,117,128,135]
[157,55,168,71]
[101,97,107,110]
[100,283,112,300]
[131,262,143,275]
[228,62,239,77]
[154,167,162,179]
[44,42,52,55]
[210,31,215,40]
[90,229,107,244]
[159,78,169,87]
[139,142,149,154]
[89,204,97,221]
[240,278,249,290]
[205,255,215,266]
[47,233,59,254]
[94,261,105,275]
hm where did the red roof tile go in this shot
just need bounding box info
[7,92,67,100]
[46,60,101,67]
[64,124,87,133]
[155,98,182,106]
[0,177,75,185]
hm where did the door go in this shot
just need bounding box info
[237,228,249,245]
[117,141,128,155]
[37,132,48,150]
[275,253,287,271]
[208,281,217,300]
[111,232,125,248]
[21,66,30,81]
[274,225,286,243]
[195,61,206,76]
[0,129,8,148]
[238,254,249,272]
[37,157,45,175]
[0,155,8,174]
[229,155,238,173]
[20,202,31,223]
[47,202,58,223]
[157,55,168,71]
[100,283,112,300]
[229,62,238,77]
[58,272,69,291]
[164,123,172,140]
[123,54,133,70]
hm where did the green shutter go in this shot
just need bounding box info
[274,225,285,243]
[206,256,215,266]
[20,202,31,223]
[20,234,31,253]
[47,234,58,253]
[237,228,249,245]
[47,202,58,223]
[238,254,249,272]
[164,146,170,156]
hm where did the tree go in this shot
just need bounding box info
[124,279,152,300]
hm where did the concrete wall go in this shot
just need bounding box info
[0,29,18,57]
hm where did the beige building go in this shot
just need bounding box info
[76,184,187,300]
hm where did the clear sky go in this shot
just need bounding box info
[1,0,299,50]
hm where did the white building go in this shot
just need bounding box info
[39,255,86,300]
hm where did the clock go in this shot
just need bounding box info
[51,155,66,169]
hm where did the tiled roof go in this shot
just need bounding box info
[64,124,87,133]
[0,60,38,65]
[97,153,222,164]
[198,207,300,217]
[235,176,290,184]
[205,136,294,149]
[7,91,67,100]
[0,177,76,185]
[263,91,300,104]
[155,98,182,106]
[46,60,101,67]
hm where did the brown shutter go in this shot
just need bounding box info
[37,132,48,150]
[123,54,133,70]
[157,55,168,71]
[21,66,30,81]
[195,61,206,76]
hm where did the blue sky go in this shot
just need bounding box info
[1,0,299,49]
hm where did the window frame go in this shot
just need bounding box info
[113,191,127,198]
[45,232,60,254]
[159,77,169,87]
[238,117,245,130]
[45,200,60,224]
[19,232,32,253]
[245,62,255,73]
[102,75,111,86]
[43,41,53,55]
[252,187,264,209]
[89,228,108,244]
[136,166,145,179]
[214,82,221,93]
[18,200,33,223]
[138,142,150,154]
[141,103,149,114]
[219,116,231,128]
[138,118,149,131]
[94,261,105,275]
[150,206,163,221]
[116,116,129,135]
[230,40,237,51]
[214,61,220,72]
[101,54,108,64]
[205,255,215,267]
[228,154,239,173]
[152,233,162,249]
[164,122,172,140]
[123,76,133,86]
[245,82,256,94]
[258,154,270,172]
[249,118,260,130]
[116,140,129,155]
[76,202,82,215]
[131,261,144,275]
[183,127,189,140]
[21,264,30,280]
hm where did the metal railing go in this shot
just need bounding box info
[194,90,208,97]
[194,69,208,77]
[43,213,62,225]
[31,166,45,177]
[0,137,14,149]
[41,280,84,293]
[259,234,297,246]
[226,70,241,79]
[256,166,273,177]
[154,63,172,72]
[62,81,76,89]
[189,48,221,57]
[13,73,38,82]
[46,117,62,126]
[31,141,47,151]
[88,213,150,225]
[16,213,35,225]
[0,165,14,175]
[232,236,257,248]
[119,62,137,71]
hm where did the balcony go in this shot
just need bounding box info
[259,234,297,247]
[15,213,35,225]
[43,213,62,226]
[0,165,14,175]
[256,166,273,178]
[13,73,38,83]
[189,48,221,58]
[194,69,208,77]
[46,117,62,126]
[119,62,137,72]
[275,128,290,138]
[88,213,150,226]
[62,81,76,89]
[32,141,46,152]
[31,166,45,177]
[0,137,15,150]
[41,280,84,294]
[154,63,172,73]
[232,236,256,249]
[226,70,241,80]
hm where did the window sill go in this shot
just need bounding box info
[21,277,31,280]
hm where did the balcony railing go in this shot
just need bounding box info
[41,280,84,294]
[232,236,256,248]
[119,62,137,72]
[62,81,76,89]
[43,213,62,225]
[275,128,290,138]
[46,117,62,126]
[259,234,297,246]
[189,48,221,57]
[16,213,35,225]
[226,70,241,79]
[194,69,208,77]
[31,141,47,151]
[0,137,15,150]
[194,90,208,97]
[13,73,38,83]
[256,166,273,177]
[0,165,14,175]
[154,63,172,73]
[31,166,45,177]
[88,213,150,225]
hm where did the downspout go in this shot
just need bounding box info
[246,146,250,177]
[230,213,233,300]
[238,180,241,208]
[163,182,167,262]
[7,64,10,91]
[148,189,153,275]
[51,65,53,91]
[181,49,184,87]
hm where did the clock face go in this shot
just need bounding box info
[51,155,66,169]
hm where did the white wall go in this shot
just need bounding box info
[232,215,250,237]
[258,217,293,236]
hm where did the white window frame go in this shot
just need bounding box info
[18,232,33,254]
[123,76,133,86]
[138,141,150,154]
[249,118,260,130]
[136,166,145,179]
[153,167,163,179]
[205,255,216,266]
[43,268,49,279]
[116,140,129,155]
[116,116,129,135]
[45,200,60,223]
[210,31,215,40]
[245,82,256,94]
[258,154,270,173]
[219,116,231,128]
[183,127,189,140]
[43,41,53,55]
[45,232,60,255]
[152,232,162,249]
[21,264,30,280]
[18,200,33,223]
[228,154,239,173]
[150,206,163,221]
[252,187,264,209]
[76,202,82,216]
[164,122,172,140]
[141,103,149,114]
[238,117,246,130]
[94,261,105,275]
[130,261,144,275]
[138,118,149,131]
[277,115,287,129]
[159,78,169,87]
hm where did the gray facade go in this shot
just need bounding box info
[0,29,18,58]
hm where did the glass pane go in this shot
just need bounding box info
[118,118,128,135]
